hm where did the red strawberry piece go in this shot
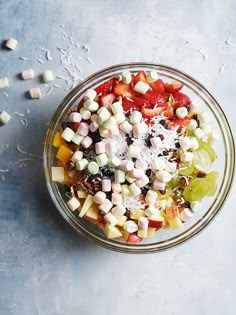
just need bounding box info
[165,81,183,93]
[140,91,167,108]
[148,219,163,229]
[71,122,80,132]
[171,116,190,126]
[173,92,190,108]
[113,82,132,97]
[164,105,174,119]
[127,232,142,244]
[100,93,115,108]
[95,78,116,95]
[141,106,166,119]
[77,98,85,111]
[133,71,149,85]
[150,79,165,94]
[122,97,139,111]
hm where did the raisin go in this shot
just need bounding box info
[91,132,103,144]
[159,120,168,129]
[102,168,114,177]
[126,133,134,145]
[159,189,166,195]
[146,169,152,177]
[65,159,75,171]
[145,134,152,147]
[158,134,164,140]
[175,142,180,148]
[185,201,191,208]
[162,150,169,156]
[141,186,149,195]
[62,121,72,130]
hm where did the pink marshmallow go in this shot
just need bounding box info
[69,112,82,123]
[81,136,93,148]
[95,142,106,154]
[93,191,106,204]
[135,175,149,187]
[71,151,83,162]
[165,162,177,173]
[138,217,149,229]
[89,121,99,132]
[135,159,148,171]
[106,142,115,155]
[131,168,145,178]
[119,121,133,133]
[109,125,120,137]
[145,190,157,205]
[98,198,113,213]
[102,179,111,192]
[150,137,162,148]
[83,88,97,100]
[78,122,89,136]
[112,182,121,193]
[119,160,134,172]
[152,178,166,191]
[111,204,126,216]
[111,193,123,205]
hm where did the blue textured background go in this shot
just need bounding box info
[0,1,236,314]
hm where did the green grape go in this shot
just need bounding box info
[179,162,195,176]
[198,140,216,162]
[169,173,180,188]
[183,178,209,201]
[193,149,212,173]
[158,186,172,200]
[205,171,219,196]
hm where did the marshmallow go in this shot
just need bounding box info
[71,134,84,145]
[152,158,165,171]
[109,156,121,167]
[190,137,199,150]
[43,70,54,83]
[180,208,193,222]
[145,190,158,205]
[146,71,158,83]
[106,142,115,155]
[99,198,113,213]
[111,193,123,205]
[190,201,202,213]
[76,158,89,170]
[81,136,93,148]
[71,151,83,162]
[5,37,18,50]
[150,137,162,148]
[97,107,111,124]
[152,178,166,191]
[61,127,75,142]
[83,88,97,101]
[134,81,150,94]
[121,184,130,196]
[67,197,80,211]
[87,161,99,174]
[123,220,138,233]
[165,162,177,173]
[208,131,219,145]
[129,182,142,196]
[99,126,109,138]
[111,101,123,114]
[180,152,194,162]
[122,70,132,84]
[0,111,11,125]
[145,205,159,217]
[180,136,192,151]
[130,110,142,124]
[103,117,117,130]
[128,145,141,158]
[131,168,145,178]
[114,112,126,124]
[198,111,209,124]
[176,107,188,119]
[135,159,148,171]
[96,153,108,167]
[77,122,89,136]
[80,108,91,120]
[83,100,99,112]
[21,69,34,80]
[95,142,106,154]
[93,191,106,204]
[190,101,201,112]
[0,77,9,89]
[138,217,149,229]
[29,88,41,99]
[112,204,126,216]
[132,122,148,137]
[104,212,118,226]
[51,166,64,182]
[69,112,82,123]
[155,170,172,182]
[114,170,126,183]
[193,128,205,139]
[188,119,198,131]
[201,124,212,135]
[102,179,112,192]
[89,121,99,132]
[119,120,133,133]
[112,182,122,193]
[125,173,136,184]
[119,160,134,172]
[135,175,149,187]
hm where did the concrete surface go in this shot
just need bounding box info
[0,1,235,314]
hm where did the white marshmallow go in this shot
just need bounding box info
[80,108,91,120]
[138,217,149,229]
[152,158,165,171]
[119,120,133,133]
[145,205,159,217]
[165,162,177,173]
[99,198,113,213]
[0,111,11,125]
[125,173,136,184]
[87,161,99,174]
[121,184,130,196]
[89,121,99,132]
[103,117,117,130]
[135,175,149,187]
[51,166,64,182]
[111,101,123,114]
[180,208,193,222]
[122,70,132,84]
[81,136,93,148]
[155,170,172,182]
[21,69,34,80]
[71,134,84,145]
[29,87,41,99]
[61,127,75,142]
[132,122,148,137]
[131,168,145,178]
[119,160,134,172]
[109,156,121,167]
[201,124,212,135]
[69,112,82,123]
[145,190,158,205]
[190,201,202,213]
[112,182,122,193]
[112,204,126,216]
[150,137,162,148]
[0,77,9,89]
[97,107,111,124]
[198,111,209,124]
[180,136,192,151]
[96,153,108,167]
[114,170,126,183]
[129,182,142,196]
[190,101,201,112]
[93,191,106,204]
[152,178,166,191]
[123,220,138,233]
[135,159,148,171]
[147,71,158,83]
[180,152,194,162]
[188,119,198,131]
[104,212,118,226]
[84,100,99,112]
[102,179,112,192]
[109,125,120,137]
[83,88,97,101]
[114,112,126,124]
[208,131,219,145]
[71,151,83,162]
[128,145,141,158]
[5,37,18,50]
[43,70,54,83]
[134,81,150,94]
[111,193,123,205]
[106,142,115,155]
[190,137,199,150]
[193,128,205,139]
[99,126,109,138]
[78,122,89,136]
[130,110,142,124]
[176,107,188,119]
[95,142,106,154]
[67,197,80,211]
[76,158,89,171]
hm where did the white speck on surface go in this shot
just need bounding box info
[16,144,28,154]
[197,48,208,60]
[2,91,9,98]
[0,168,10,173]
[19,118,28,129]
[47,86,54,95]
[86,56,94,64]
[219,64,225,74]
[225,37,236,47]
[37,58,44,64]
[19,56,31,60]
[26,108,30,115]
[53,83,62,88]
[14,112,25,117]
[39,47,53,60]
[1,174,5,181]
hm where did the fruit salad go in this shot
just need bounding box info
[51,70,219,243]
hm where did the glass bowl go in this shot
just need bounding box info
[43,63,235,254]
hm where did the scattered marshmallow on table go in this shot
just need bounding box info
[96,153,108,167]
[0,111,11,125]
[89,121,99,132]
[150,137,162,148]
[102,179,112,192]
[21,69,34,80]
[76,158,89,171]
[119,160,134,172]
[130,110,142,124]
[122,70,132,84]
[61,127,75,142]
[93,191,106,204]
[87,161,99,174]
[98,198,113,213]
[83,88,97,101]
[128,145,141,158]
[111,101,123,114]
[123,220,138,233]
[135,175,149,187]
[69,112,82,123]
[132,122,148,137]
[155,170,172,182]
[43,70,54,83]
[95,142,106,154]
[29,87,41,99]
[81,136,93,148]
[104,212,118,226]
[0,77,9,89]
[84,100,99,112]
[176,107,188,119]
[152,178,166,191]
[78,122,89,136]
[112,204,126,216]
[51,166,64,182]
[5,37,18,50]
[146,71,158,83]
[71,151,83,162]
[138,217,149,229]
[180,152,194,162]
[119,120,133,133]
[134,81,150,94]
[180,208,193,222]
[145,190,158,205]
[111,193,123,205]
[112,182,122,193]
[67,196,80,211]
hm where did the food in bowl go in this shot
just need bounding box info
[50,69,219,243]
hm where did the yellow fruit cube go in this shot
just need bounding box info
[85,204,99,222]
[168,217,183,229]
[137,228,148,238]
[77,190,88,199]
[104,224,122,239]
[56,144,73,161]
[130,209,144,220]
[147,227,156,237]
[53,131,65,147]
[79,194,94,218]
[115,215,127,227]
[121,229,130,242]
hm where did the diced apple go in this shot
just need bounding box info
[104,223,122,239]
[148,218,163,229]
[122,230,130,242]
[165,206,179,219]
[168,217,183,228]
[147,227,156,237]
[167,196,175,207]
[127,232,142,244]
[85,204,99,223]
[130,208,144,220]
[77,190,88,199]
[115,215,127,227]
[137,228,148,238]
[79,194,94,217]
